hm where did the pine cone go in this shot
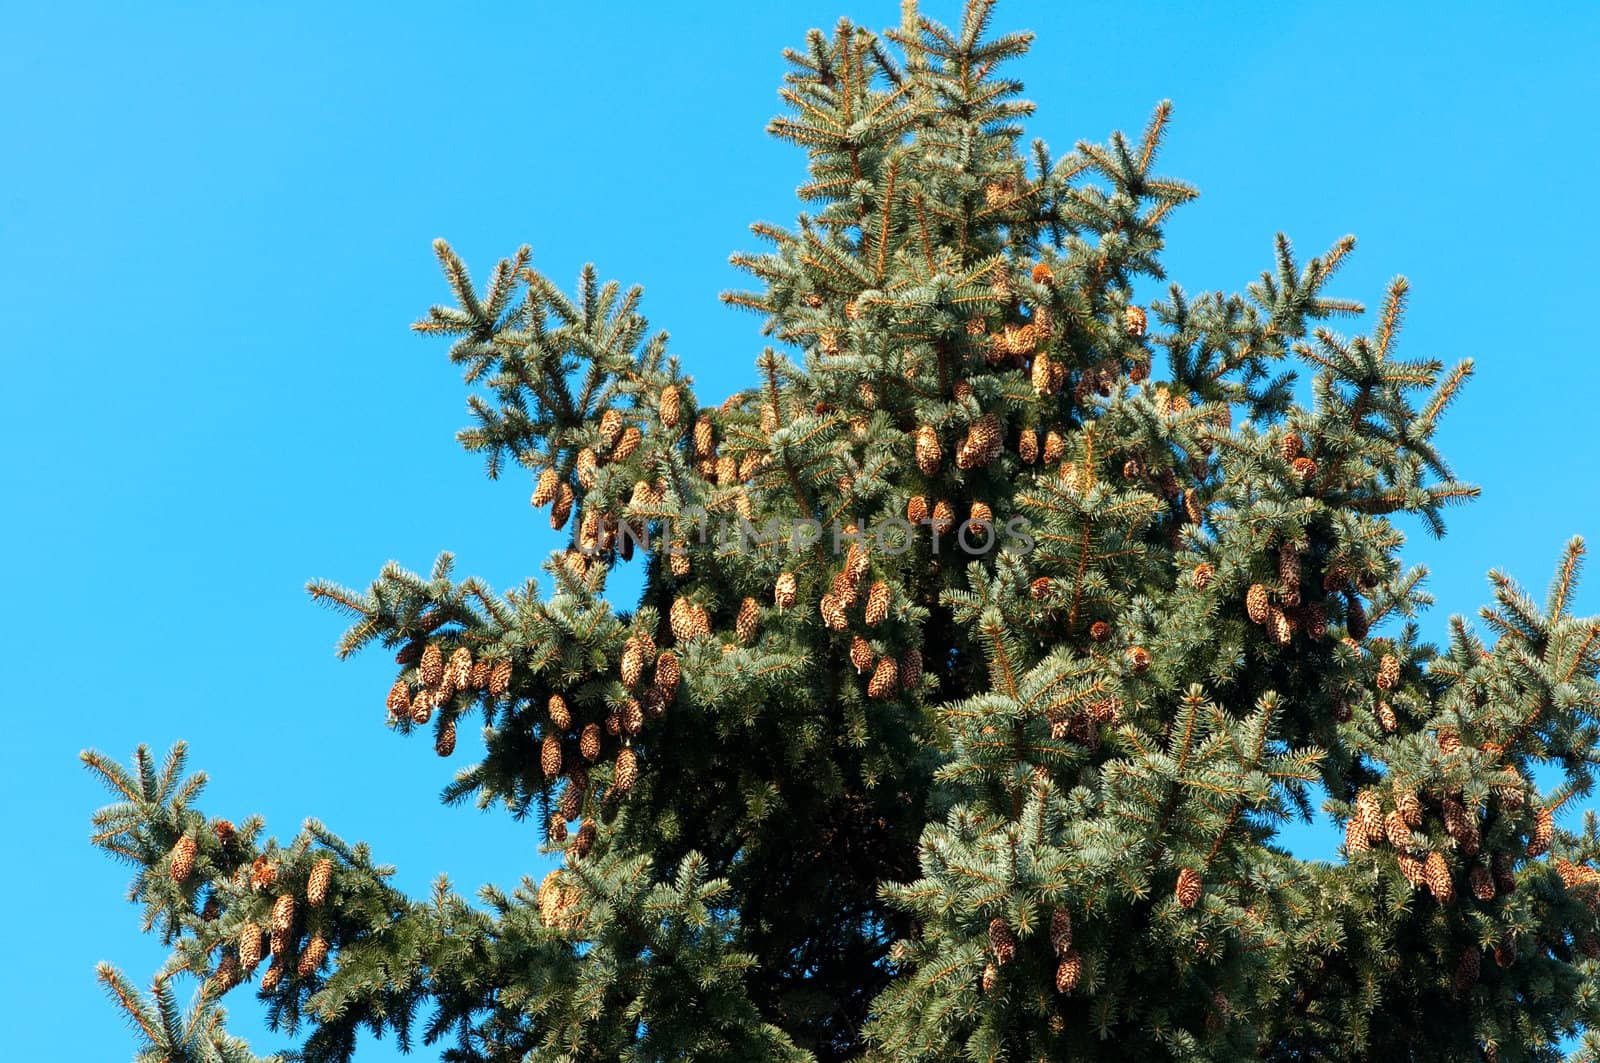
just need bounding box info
[296,935,328,978]
[579,723,601,761]
[1267,607,1295,645]
[1394,787,1422,827]
[655,651,681,696]
[987,917,1017,965]
[1493,854,1517,895]
[575,447,598,488]
[735,597,759,644]
[239,923,264,971]
[621,638,647,687]
[271,893,295,935]
[468,659,490,690]
[969,501,993,531]
[623,698,644,735]
[1375,700,1398,733]
[775,572,798,610]
[435,717,457,756]
[1032,353,1057,396]
[670,597,711,642]
[261,959,284,992]
[550,483,574,531]
[1528,807,1554,857]
[1190,562,1214,590]
[1089,620,1111,642]
[1043,431,1065,466]
[1355,791,1384,843]
[1128,646,1152,672]
[692,414,714,459]
[548,694,571,731]
[614,425,642,461]
[541,733,563,780]
[558,777,583,822]
[868,656,899,699]
[980,961,998,994]
[1425,851,1455,903]
[1397,852,1427,887]
[1030,577,1052,601]
[1384,810,1413,850]
[614,747,638,794]
[170,835,197,884]
[844,635,872,673]
[1031,261,1053,284]
[307,859,333,907]
[1018,428,1039,464]
[1246,584,1270,624]
[1175,867,1202,908]
[1494,934,1517,968]
[385,679,411,717]
[449,647,473,692]
[1125,305,1147,338]
[249,855,276,892]
[931,500,955,534]
[1345,816,1370,855]
[1454,946,1480,994]
[900,648,923,690]
[659,385,681,430]
[1050,909,1073,955]
[819,593,847,631]
[1055,952,1082,993]
[420,644,444,687]
[598,408,624,451]
[1291,456,1318,481]
[211,951,242,993]
[1469,866,1496,901]
[1280,432,1303,462]
[1377,654,1400,691]
[915,424,941,475]
[489,659,513,696]
[1346,595,1369,640]
[531,468,559,507]
[907,495,929,525]
[862,581,891,626]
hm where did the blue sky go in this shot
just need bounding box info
[3,2,1598,1058]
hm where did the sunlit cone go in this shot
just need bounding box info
[307,859,333,907]
[775,572,798,610]
[868,656,899,699]
[579,723,602,761]
[435,717,457,757]
[250,855,276,892]
[1030,577,1052,601]
[1176,867,1202,908]
[1345,816,1370,855]
[531,468,558,507]
[575,447,598,488]
[621,638,646,687]
[239,923,264,972]
[271,893,295,935]
[820,594,848,631]
[692,414,714,459]
[420,644,444,688]
[1397,852,1427,888]
[1246,584,1269,624]
[864,581,891,626]
[1377,653,1400,691]
[980,962,998,994]
[1018,428,1038,464]
[1355,791,1384,843]
[1128,646,1152,672]
[489,659,513,696]
[659,385,681,430]
[1192,562,1214,589]
[736,597,759,644]
[541,733,563,780]
[550,483,574,531]
[558,776,583,822]
[598,408,623,451]
[915,424,941,475]
[548,694,571,731]
[1280,431,1303,462]
[1055,951,1082,993]
[969,501,993,531]
[655,651,681,696]
[386,679,411,717]
[469,659,490,690]
[297,935,328,978]
[1385,810,1412,850]
[1291,455,1318,481]
[614,746,638,794]
[907,496,929,525]
[669,547,691,577]
[1528,807,1554,857]
[1043,431,1065,465]
[1124,304,1147,337]
[1372,699,1397,733]
[1425,851,1455,903]
[170,835,197,884]
[211,952,242,994]
[1031,352,1056,396]
[1268,607,1294,646]
[670,597,710,642]
[931,500,955,535]
[261,959,284,992]
[850,636,873,674]
[613,425,642,461]
[623,698,644,735]
[449,647,473,691]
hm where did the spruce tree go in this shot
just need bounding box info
[87,3,1600,1060]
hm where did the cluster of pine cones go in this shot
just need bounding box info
[386,642,511,756]
[774,560,921,701]
[202,852,337,994]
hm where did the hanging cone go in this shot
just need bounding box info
[864,581,891,626]
[1175,868,1202,908]
[868,656,899,699]
[1124,305,1147,337]
[489,659,513,696]
[548,694,571,731]
[900,648,923,690]
[655,651,681,696]
[736,597,759,643]
[541,734,563,780]
[1018,428,1038,464]
[987,917,1017,965]
[435,717,457,756]
[774,572,798,610]
[1055,952,1082,993]
[169,835,197,884]
[296,935,329,978]
[531,468,558,507]
[1528,807,1553,856]
[598,408,624,452]
[271,893,295,934]
[850,636,874,674]
[307,859,333,907]
[1050,909,1073,956]
[659,385,681,430]
[613,426,642,461]
[915,424,941,475]
[614,746,638,794]
[1377,654,1400,691]
[1425,851,1455,904]
[420,644,444,688]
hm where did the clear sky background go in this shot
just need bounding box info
[3,2,1598,1058]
